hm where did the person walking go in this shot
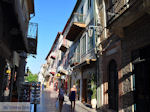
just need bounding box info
[69,85,77,112]
[58,85,64,112]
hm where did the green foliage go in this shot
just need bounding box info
[25,70,38,82]
[91,80,96,99]
[91,74,97,99]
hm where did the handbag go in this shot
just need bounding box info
[56,99,59,110]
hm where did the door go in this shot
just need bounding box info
[134,60,150,112]
[108,60,118,111]
[82,79,87,103]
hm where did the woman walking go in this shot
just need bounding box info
[69,85,77,112]
[58,85,64,112]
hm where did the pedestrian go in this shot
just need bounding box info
[58,84,64,112]
[69,85,77,112]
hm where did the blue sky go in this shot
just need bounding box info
[27,0,77,74]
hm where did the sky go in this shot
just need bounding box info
[27,0,77,74]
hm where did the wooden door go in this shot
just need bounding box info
[82,79,87,103]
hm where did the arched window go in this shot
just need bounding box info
[108,60,118,111]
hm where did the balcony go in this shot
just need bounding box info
[50,72,55,76]
[27,22,38,54]
[47,58,51,65]
[57,66,68,75]
[69,56,80,67]
[74,59,96,70]
[106,0,145,37]
[49,68,56,76]
[66,13,86,41]
[50,52,56,59]
[80,48,96,63]
[59,38,70,52]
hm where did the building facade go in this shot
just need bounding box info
[0,0,38,102]
[97,0,150,112]
[42,0,150,112]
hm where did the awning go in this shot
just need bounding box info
[58,68,68,75]
[56,73,61,77]
[51,55,56,59]
[66,22,86,41]
[57,66,68,75]
[50,52,56,59]
[73,59,96,70]
[50,72,55,75]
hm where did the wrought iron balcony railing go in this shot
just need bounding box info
[107,0,139,26]
[69,53,80,67]
[27,22,38,39]
[64,13,85,41]
[57,66,68,75]
[50,52,56,59]
[80,48,96,63]
[59,38,70,52]
[73,13,85,24]
[27,22,38,54]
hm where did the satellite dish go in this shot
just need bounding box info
[88,28,93,37]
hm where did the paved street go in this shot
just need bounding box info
[36,86,97,112]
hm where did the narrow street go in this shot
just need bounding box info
[1,0,150,112]
[35,86,96,112]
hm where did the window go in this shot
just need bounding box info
[81,34,86,56]
[87,34,94,51]
[76,43,80,62]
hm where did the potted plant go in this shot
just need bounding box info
[91,79,97,109]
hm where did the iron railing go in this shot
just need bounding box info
[69,53,80,66]
[73,13,85,24]
[27,22,38,54]
[64,13,85,37]
[107,0,139,25]
[27,22,38,39]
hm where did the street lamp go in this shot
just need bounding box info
[25,67,29,76]
[87,24,103,38]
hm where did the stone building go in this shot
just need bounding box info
[97,0,150,112]
[0,0,38,101]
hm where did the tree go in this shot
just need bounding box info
[25,70,38,82]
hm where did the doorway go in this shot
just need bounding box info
[82,79,87,103]
[133,45,150,112]
[108,60,118,111]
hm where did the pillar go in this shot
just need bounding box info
[16,52,27,98]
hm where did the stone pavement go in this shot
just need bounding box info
[36,87,97,112]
